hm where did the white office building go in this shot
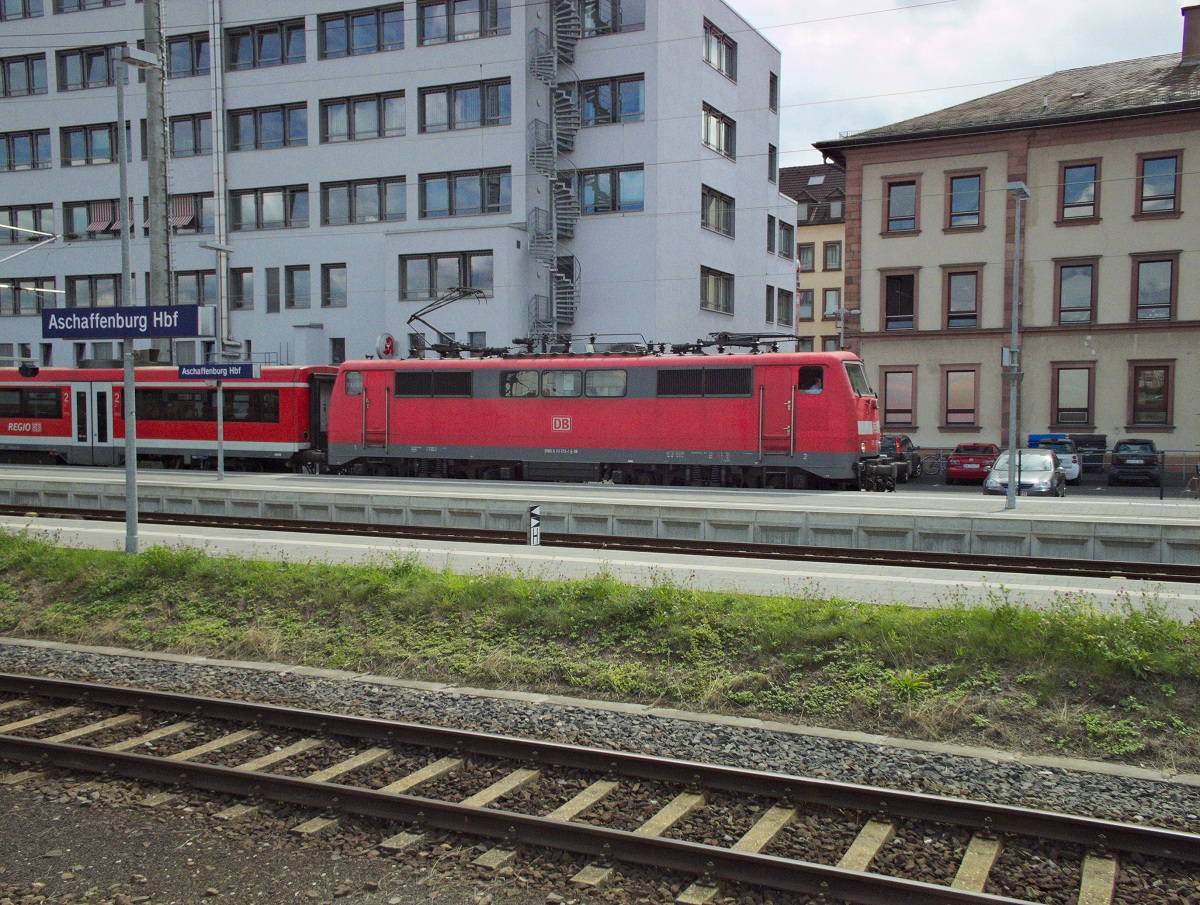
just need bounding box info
[1,0,797,366]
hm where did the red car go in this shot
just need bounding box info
[945,443,1000,484]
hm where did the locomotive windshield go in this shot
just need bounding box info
[843,361,873,397]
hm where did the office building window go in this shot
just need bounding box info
[322,264,347,308]
[1,0,43,20]
[1,278,54,316]
[764,287,774,324]
[1059,160,1100,221]
[796,289,814,321]
[1054,259,1096,324]
[883,272,916,330]
[776,288,794,327]
[61,123,117,165]
[580,74,644,126]
[55,0,121,10]
[701,104,735,159]
[417,0,510,45]
[0,204,52,245]
[581,0,644,36]
[702,19,736,80]
[399,251,494,300]
[230,268,253,310]
[330,338,346,365]
[797,243,814,273]
[885,177,918,232]
[944,368,979,426]
[229,186,309,231]
[419,168,511,218]
[945,268,980,328]
[1130,361,1172,425]
[322,92,404,142]
[167,33,210,79]
[766,215,776,253]
[947,172,982,228]
[226,19,304,70]
[319,5,404,58]
[285,265,311,308]
[228,104,307,151]
[174,270,217,307]
[1131,254,1177,321]
[823,241,841,271]
[169,114,212,157]
[418,80,509,132]
[1,129,51,171]
[169,193,214,235]
[778,221,793,259]
[2,53,46,96]
[769,72,778,112]
[322,177,406,224]
[700,266,734,314]
[63,199,114,239]
[56,46,121,91]
[1136,153,1181,215]
[881,369,915,426]
[577,165,643,214]
[700,186,734,237]
[767,143,777,183]
[65,274,119,308]
[1052,364,1093,426]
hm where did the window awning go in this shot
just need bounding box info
[169,194,196,227]
[108,198,135,231]
[85,200,115,232]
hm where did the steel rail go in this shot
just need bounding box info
[0,734,1031,905]
[2,503,1197,584]
[3,674,1198,866]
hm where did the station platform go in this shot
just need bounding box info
[1,466,1198,567]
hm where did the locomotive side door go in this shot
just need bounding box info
[361,370,391,449]
[757,366,796,456]
[71,380,119,465]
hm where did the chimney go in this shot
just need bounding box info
[1184,5,1200,66]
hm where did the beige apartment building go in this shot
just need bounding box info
[816,6,1200,461]
[780,163,845,351]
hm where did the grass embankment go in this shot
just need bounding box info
[1,533,1197,772]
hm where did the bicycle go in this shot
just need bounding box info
[919,450,946,476]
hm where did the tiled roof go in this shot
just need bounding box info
[817,53,1200,150]
[779,163,845,224]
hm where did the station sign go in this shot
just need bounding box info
[41,305,213,340]
[178,363,261,380]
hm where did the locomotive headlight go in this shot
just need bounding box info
[861,441,866,453]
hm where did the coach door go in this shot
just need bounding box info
[71,381,118,465]
[361,370,390,449]
[757,367,796,456]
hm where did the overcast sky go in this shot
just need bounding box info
[728,0,1190,168]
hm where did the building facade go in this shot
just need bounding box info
[816,6,1200,458]
[780,162,845,352]
[1,0,796,367]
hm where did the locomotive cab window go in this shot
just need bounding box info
[798,366,823,394]
[542,370,581,397]
[843,361,873,397]
[585,369,626,397]
[344,371,363,395]
[501,369,538,397]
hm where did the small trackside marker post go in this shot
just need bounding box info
[529,505,541,546]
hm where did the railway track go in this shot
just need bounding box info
[1,673,1198,905]
[3,503,1198,586]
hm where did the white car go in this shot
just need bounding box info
[1036,438,1082,484]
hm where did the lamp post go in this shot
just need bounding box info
[116,45,161,554]
[836,307,860,350]
[1005,181,1030,512]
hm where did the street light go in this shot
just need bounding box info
[836,307,860,350]
[116,44,161,554]
[1005,180,1030,512]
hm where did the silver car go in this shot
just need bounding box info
[983,449,1067,497]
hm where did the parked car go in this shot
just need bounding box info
[983,449,1067,497]
[945,443,1000,484]
[879,434,921,482]
[1108,439,1161,486]
[1036,438,1082,484]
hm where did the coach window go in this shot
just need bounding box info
[585,369,627,397]
[501,369,538,397]
[344,371,362,395]
[542,370,582,397]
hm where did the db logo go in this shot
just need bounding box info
[552,416,571,431]
[376,333,396,358]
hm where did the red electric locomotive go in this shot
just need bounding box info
[0,365,336,470]
[325,350,882,489]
